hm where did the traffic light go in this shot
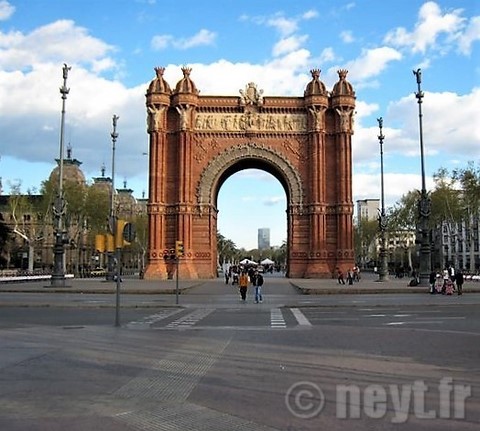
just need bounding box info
[95,234,105,253]
[106,234,114,252]
[175,240,184,257]
[115,219,132,248]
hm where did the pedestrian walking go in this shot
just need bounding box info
[337,267,345,285]
[252,270,264,303]
[445,278,454,295]
[455,270,464,296]
[347,269,354,285]
[239,271,249,302]
[353,265,360,282]
[442,268,449,294]
[429,270,437,294]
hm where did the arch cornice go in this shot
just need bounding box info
[196,142,304,213]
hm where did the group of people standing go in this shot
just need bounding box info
[336,266,360,285]
[429,266,464,295]
[238,269,264,303]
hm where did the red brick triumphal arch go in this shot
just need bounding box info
[144,67,356,280]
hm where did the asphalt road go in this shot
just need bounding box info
[0,277,479,430]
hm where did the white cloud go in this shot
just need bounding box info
[266,14,298,36]
[346,3,355,11]
[340,30,354,43]
[458,16,480,55]
[0,20,115,71]
[318,47,336,63]
[328,46,402,84]
[248,9,318,38]
[151,34,172,50]
[151,29,216,50]
[0,0,14,21]
[353,172,435,208]
[352,87,480,211]
[387,89,480,157]
[384,1,466,54]
[272,35,308,57]
[263,196,286,206]
[302,10,319,20]
[175,29,217,49]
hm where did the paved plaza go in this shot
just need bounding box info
[1,273,479,430]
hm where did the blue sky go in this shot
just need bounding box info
[0,0,479,250]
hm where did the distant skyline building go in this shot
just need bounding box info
[258,228,270,250]
[356,199,380,222]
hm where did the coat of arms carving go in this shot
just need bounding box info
[239,82,264,106]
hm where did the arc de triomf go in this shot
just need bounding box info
[143,67,355,279]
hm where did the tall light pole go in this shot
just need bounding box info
[377,117,389,282]
[50,63,71,287]
[110,115,122,327]
[413,68,431,286]
[107,115,119,282]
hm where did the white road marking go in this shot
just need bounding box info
[165,308,215,329]
[385,321,443,326]
[270,308,286,329]
[290,308,312,326]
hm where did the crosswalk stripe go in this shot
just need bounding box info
[290,308,312,326]
[270,308,286,329]
[166,308,215,329]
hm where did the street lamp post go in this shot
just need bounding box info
[413,68,431,286]
[109,115,122,327]
[377,117,389,282]
[106,115,119,281]
[50,63,71,287]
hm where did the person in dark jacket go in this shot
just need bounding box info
[429,270,437,294]
[252,270,264,303]
[455,270,464,296]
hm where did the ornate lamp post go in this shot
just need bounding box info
[106,115,119,281]
[50,64,71,287]
[377,117,389,282]
[413,69,431,286]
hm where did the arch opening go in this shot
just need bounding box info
[217,167,287,262]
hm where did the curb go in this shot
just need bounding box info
[289,282,480,295]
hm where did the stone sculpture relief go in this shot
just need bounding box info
[147,105,165,132]
[194,112,307,132]
[239,82,264,106]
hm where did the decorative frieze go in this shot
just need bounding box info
[194,112,307,133]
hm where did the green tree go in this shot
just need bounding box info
[271,240,287,269]
[430,168,463,269]
[386,191,421,272]
[452,162,480,272]
[84,186,110,234]
[354,218,378,268]
[217,232,239,265]
[7,182,45,271]
[131,212,148,272]
[0,213,12,268]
